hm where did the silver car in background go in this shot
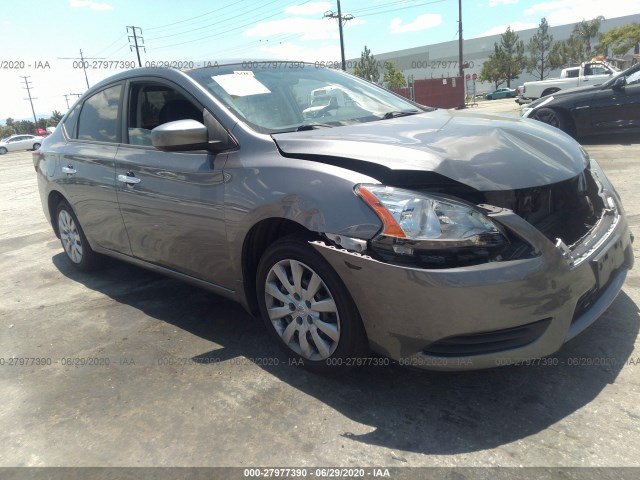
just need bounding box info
[1,134,43,154]
[33,61,633,372]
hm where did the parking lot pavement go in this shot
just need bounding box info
[1,119,639,468]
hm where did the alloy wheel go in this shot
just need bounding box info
[58,210,83,264]
[264,259,340,361]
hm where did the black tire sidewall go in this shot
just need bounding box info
[256,238,367,371]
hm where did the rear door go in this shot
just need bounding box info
[114,78,234,290]
[57,83,131,254]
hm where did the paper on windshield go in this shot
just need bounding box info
[212,71,271,97]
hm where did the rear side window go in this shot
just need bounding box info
[77,84,122,143]
[63,104,81,139]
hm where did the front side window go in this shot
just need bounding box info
[77,84,122,143]
[188,63,423,134]
[126,83,203,146]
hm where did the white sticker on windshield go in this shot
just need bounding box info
[212,72,271,96]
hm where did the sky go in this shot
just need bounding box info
[0,0,638,121]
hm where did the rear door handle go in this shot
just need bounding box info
[61,165,77,175]
[117,173,141,185]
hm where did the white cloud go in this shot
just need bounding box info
[489,0,518,6]
[284,2,331,16]
[389,13,442,34]
[69,0,113,11]
[255,42,341,63]
[524,0,639,26]
[245,17,342,41]
[477,21,537,37]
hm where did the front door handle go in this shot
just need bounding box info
[61,165,77,175]
[117,173,141,185]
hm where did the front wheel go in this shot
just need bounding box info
[257,238,368,372]
[0,147,7,155]
[56,200,103,272]
[533,107,568,132]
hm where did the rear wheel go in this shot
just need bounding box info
[56,200,103,272]
[256,238,367,372]
[534,107,568,132]
[32,143,41,150]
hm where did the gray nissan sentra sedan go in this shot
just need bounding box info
[33,61,634,371]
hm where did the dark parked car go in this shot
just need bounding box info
[522,62,640,137]
[34,61,633,372]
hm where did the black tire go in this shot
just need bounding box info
[256,237,368,372]
[0,147,6,155]
[55,200,104,272]
[32,143,41,150]
[533,107,568,132]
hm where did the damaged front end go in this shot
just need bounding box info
[317,158,633,369]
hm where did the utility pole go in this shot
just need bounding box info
[323,1,354,71]
[458,0,463,80]
[64,93,83,109]
[20,76,38,129]
[58,49,105,89]
[457,0,466,109]
[127,26,145,67]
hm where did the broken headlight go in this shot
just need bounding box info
[356,184,507,250]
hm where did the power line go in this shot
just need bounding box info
[146,0,290,48]
[355,0,449,19]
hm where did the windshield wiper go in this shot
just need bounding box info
[380,110,421,120]
[293,123,336,131]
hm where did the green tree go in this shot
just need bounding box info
[549,35,583,66]
[497,27,526,87]
[13,120,35,134]
[383,61,406,88]
[352,46,380,83]
[527,18,562,80]
[6,117,14,128]
[598,23,640,56]
[478,46,506,89]
[50,110,64,125]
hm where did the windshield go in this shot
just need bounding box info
[187,62,424,134]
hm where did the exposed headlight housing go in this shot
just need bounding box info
[356,185,507,251]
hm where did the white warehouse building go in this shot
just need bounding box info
[355,13,640,94]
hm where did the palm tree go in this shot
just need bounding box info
[572,16,605,57]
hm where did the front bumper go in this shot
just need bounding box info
[312,205,633,371]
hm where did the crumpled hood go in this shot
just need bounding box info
[272,109,588,191]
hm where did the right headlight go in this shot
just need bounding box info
[356,184,507,250]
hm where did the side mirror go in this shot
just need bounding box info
[611,76,626,91]
[151,120,209,152]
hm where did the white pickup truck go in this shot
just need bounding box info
[522,62,618,101]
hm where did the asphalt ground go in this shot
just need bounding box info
[1,101,639,471]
